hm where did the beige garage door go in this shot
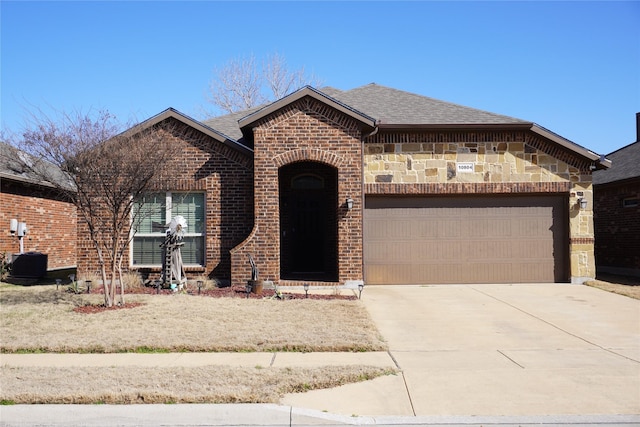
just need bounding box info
[364,195,568,284]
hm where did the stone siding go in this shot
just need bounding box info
[364,130,596,282]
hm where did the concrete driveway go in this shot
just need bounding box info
[283,284,640,418]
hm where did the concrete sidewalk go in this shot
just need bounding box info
[2,284,640,426]
[0,351,395,369]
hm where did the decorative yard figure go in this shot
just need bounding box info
[160,215,188,289]
[249,254,259,281]
[247,254,264,295]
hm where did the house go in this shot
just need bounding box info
[77,84,610,286]
[593,114,640,278]
[0,142,77,271]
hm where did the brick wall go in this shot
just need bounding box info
[0,179,77,269]
[230,97,363,287]
[76,119,254,283]
[594,179,640,274]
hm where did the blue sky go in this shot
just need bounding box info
[1,1,638,156]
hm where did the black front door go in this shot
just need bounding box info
[279,162,338,281]
[289,191,325,272]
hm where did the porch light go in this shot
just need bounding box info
[358,283,364,299]
[578,198,588,210]
[346,197,354,211]
[303,283,309,298]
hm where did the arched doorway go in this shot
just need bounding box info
[279,162,338,281]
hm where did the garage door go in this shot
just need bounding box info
[364,195,568,284]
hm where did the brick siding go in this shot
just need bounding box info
[71,109,601,285]
[1,179,77,269]
[230,97,363,287]
[594,179,640,273]
[76,119,254,283]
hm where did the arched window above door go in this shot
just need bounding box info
[291,174,324,190]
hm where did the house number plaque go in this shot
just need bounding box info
[456,162,474,173]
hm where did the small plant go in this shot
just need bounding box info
[67,277,81,294]
[191,275,217,292]
[121,271,143,291]
[0,252,11,281]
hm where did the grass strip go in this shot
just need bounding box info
[1,365,397,404]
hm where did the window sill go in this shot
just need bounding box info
[131,266,206,272]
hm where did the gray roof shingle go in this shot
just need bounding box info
[0,142,72,190]
[198,84,608,165]
[593,141,640,185]
[330,83,528,126]
[203,106,263,142]
[203,83,528,141]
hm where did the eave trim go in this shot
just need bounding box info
[122,108,253,156]
[238,86,378,130]
[530,124,611,168]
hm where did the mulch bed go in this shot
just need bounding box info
[71,284,357,314]
[73,302,144,314]
[133,284,357,300]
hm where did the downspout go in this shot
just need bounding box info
[360,120,380,286]
[362,121,380,139]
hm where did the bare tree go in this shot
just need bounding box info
[205,53,322,114]
[10,109,181,307]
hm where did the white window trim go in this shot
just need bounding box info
[130,191,206,268]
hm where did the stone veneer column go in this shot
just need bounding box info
[569,177,596,283]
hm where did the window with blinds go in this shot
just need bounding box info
[132,192,205,266]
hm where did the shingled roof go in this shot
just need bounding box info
[0,141,72,190]
[201,83,608,166]
[593,141,640,185]
[330,83,528,126]
[204,83,528,141]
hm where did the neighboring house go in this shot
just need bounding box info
[0,142,77,271]
[593,114,640,277]
[76,84,610,286]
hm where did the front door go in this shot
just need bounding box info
[289,191,325,272]
[279,162,338,281]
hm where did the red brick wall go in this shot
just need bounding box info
[594,179,640,273]
[76,119,254,283]
[230,97,363,287]
[0,180,77,269]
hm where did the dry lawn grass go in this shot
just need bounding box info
[0,282,393,404]
[1,365,395,404]
[584,274,640,300]
[0,283,386,353]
